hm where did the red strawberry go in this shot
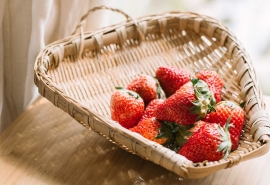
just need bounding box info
[156,66,192,97]
[130,117,193,148]
[129,117,168,145]
[127,74,161,106]
[196,69,223,102]
[139,99,164,123]
[203,101,245,151]
[155,78,216,125]
[178,120,232,163]
[110,87,144,129]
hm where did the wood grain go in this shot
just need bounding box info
[0,95,270,185]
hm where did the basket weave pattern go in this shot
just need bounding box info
[34,7,270,178]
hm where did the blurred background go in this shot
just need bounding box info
[105,0,270,95]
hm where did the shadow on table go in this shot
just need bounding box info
[0,98,216,185]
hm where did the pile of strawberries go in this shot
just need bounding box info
[110,66,245,163]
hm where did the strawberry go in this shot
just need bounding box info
[156,66,192,97]
[196,69,223,102]
[139,99,164,123]
[130,117,193,148]
[110,87,144,129]
[178,120,232,163]
[127,74,162,106]
[130,117,168,145]
[155,78,216,125]
[203,101,245,151]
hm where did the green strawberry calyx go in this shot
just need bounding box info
[217,116,233,159]
[115,86,141,99]
[152,76,162,99]
[156,121,194,152]
[190,78,216,121]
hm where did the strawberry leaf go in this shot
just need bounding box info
[156,121,194,152]
[216,123,232,159]
[190,78,216,120]
[153,76,162,99]
[240,101,246,109]
[115,86,141,99]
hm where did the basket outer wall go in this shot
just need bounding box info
[34,11,270,179]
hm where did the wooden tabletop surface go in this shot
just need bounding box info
[1,95,270,185]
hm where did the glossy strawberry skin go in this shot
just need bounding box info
[129,117,168,145]
[203,101,245,151]
[127,74,161,106]
[110,89,144,129]
[156,66,191,97]
[196,69,223,102]
[178,121,231,163]
[154,82,197,125]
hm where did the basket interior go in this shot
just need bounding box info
[48,28,242,120]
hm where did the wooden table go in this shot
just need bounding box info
[1,95,270,185]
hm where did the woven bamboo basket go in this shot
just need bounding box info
[34,6,270,179]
